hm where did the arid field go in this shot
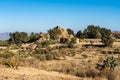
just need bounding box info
[0,41,120,80]
[0,27,120,80]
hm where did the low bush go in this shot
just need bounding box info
[97,57,118,70]
[33,49,48,54]
[35,54,46,61]
[46,53,54,60]
[41,40,56,47]
[1,59,19,69]
[0,51,14,59]
[18,50,28,58]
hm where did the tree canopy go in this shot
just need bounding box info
[76,25,113,46]
[8,25,114,47]
[48,26,61,40]
[67,28,74,36]
[8,32,39,44]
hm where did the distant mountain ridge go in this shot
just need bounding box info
[0,32,10,40]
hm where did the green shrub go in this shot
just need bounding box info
[18,50,28,58]
[1,59,19,69]
[0,51,14,59]
[97,57,118,70]
[103,57,117,70]
[46,53,54,60]
[41,41,51,47]
[48,26,62,40]
[33,49,48,54]
[52,52,61,60]
[35,54,46,61]
[32,49,48,60]
[41,40,56,47]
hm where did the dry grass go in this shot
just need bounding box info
[100,69,120,80]
[0,67,81,80]
[0,41,120,80]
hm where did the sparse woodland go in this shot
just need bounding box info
[0,25,120,80]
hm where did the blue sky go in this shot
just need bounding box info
[0,0,120,33]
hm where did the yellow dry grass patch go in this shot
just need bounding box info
[0,67,81,80]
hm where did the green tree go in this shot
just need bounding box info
[19,32,29,43]
[76,30,85,39]
[9,32,29,44]
[28,32,39,42]
[48,26,61,40]
[67,28,74,36]
[9,33,15,44]
[84,25,101,38]
[100,28,113,47]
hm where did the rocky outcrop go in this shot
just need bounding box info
[36,26,74,43]
[37,33,50,43]
[54,26,74,42]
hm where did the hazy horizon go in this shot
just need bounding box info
[0,0,120,33]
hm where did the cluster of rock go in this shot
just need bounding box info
[21,26,75,50]
[37,26,74,43]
